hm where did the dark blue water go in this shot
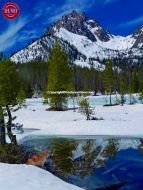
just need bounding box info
[21,136,143,190]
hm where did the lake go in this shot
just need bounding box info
[21,135,143,190]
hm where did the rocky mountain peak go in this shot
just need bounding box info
[11,11,143,65]
[45,11,100,42]
[63,10,88,22]
[45,10,113,42]
[132,25,143,48]
[133,25,143,37]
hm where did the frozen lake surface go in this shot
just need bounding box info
[21,135,143,190]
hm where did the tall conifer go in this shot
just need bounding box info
[103,60,114,105]
[45,43,72,110]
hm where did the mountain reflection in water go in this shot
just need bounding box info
[21,136,143,190]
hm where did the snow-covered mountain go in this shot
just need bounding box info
[132,25,143,48]
[11,11,143,68]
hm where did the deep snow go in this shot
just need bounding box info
[0,163,83,190]
[1,95,143,190]
[12,95,143,140]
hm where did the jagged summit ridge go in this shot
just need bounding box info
[45,10,112,42]
[132,25,143,48]
[11,11,143,67]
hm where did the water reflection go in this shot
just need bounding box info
[73,140,96,178]
[138,139,143,153]
[101,139,119,159]
[50,139,77,177]
[21,136,143,190]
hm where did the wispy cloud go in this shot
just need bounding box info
[0,0,121,53]
[38,0,119,24]
[0,6,43,52]
[43,0,99,23]
[104,0,119,4]
[0,18,27,51]
[117,15,143,28]
[33,2,55,19]
[18,30,38,42]
[33,0,95,24]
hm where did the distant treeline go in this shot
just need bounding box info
[17,57,143,97]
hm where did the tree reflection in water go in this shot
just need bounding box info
[73,139,119,178]
[138,139,143,153]
[22,136,143,190]
[73,140,99,178]
[46,138,119,179]
[101,139,119,159]
[50,138,77,177]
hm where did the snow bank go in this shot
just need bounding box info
[11,96,143,140]
[0,163,83,190]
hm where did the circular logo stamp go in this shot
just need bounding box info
[2,2,20,20]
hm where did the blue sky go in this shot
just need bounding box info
[0,0,143,55]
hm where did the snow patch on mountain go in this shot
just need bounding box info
[96,35,135,50]
[11,11,143,67]
[55,28,103,58]
[55,28,136,60]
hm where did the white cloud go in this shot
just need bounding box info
[117,16,143,28]
[46,0,95,23]
[0,18,27,51]
[18,30,38,42]
[33,2,55,19]
[0,0,120,52]
[104,0,118,3]
[41,0,119,24]
[33,0,109,24]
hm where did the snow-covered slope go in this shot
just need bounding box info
[11,37,55,63]
[55,28,135,58]
[132,25,143,48]
[12,96,143,138]
[0,163,83,190]
[11,11,143,67]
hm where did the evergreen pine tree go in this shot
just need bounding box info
[0,60,25,145]
[119,72,127,106]
[0,107,6,145]
[138,80,143,103]
[132,69,139,93]
[127,68,135,105]
[103,60,114,105]
[45,43,72,110]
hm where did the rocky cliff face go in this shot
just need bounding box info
[11,11,143,68]
[45,11,113,42]
[132,25,143,48]
[45,11,97,42]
